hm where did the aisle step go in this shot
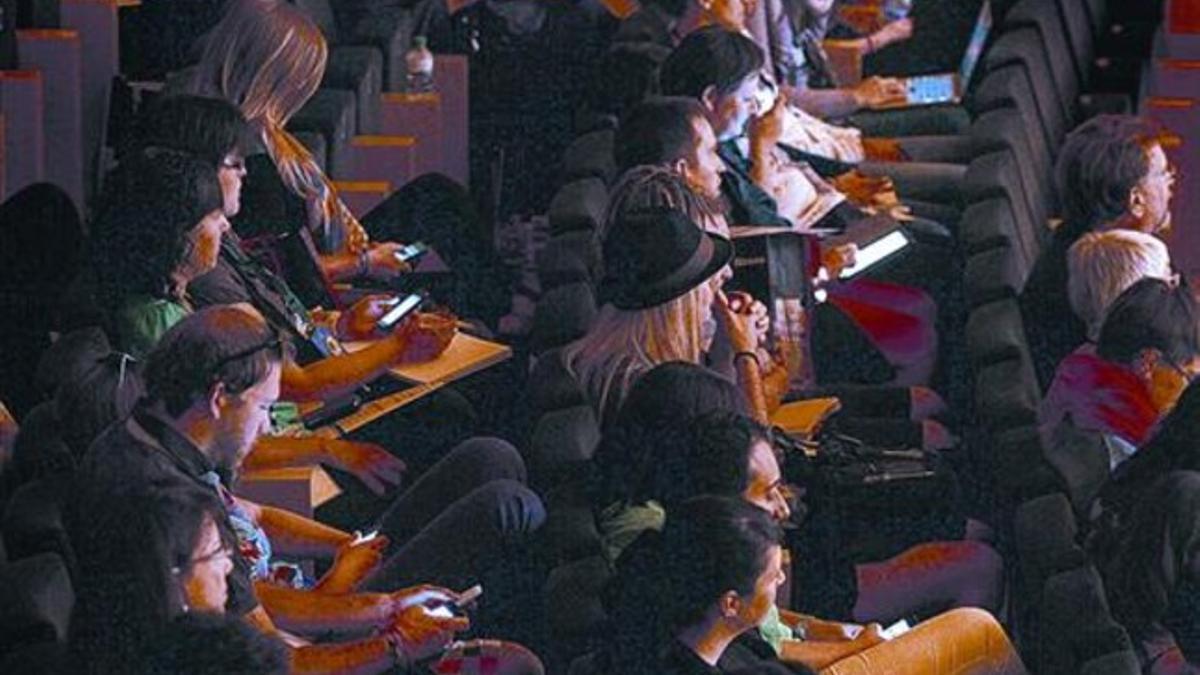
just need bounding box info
[346,134,416,188]
[17,29,83,212]
[62,0,120,202]
[0,70,45,199]
[333,180,391,219]
[381,91,442,179]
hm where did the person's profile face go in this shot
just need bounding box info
[182,515,233,613]
[710,74,761,141]
[218,152,246,218]
[737,544,785,629]
[682,115,725,201]
[742,439,791,522]
[214,361,282,473]
[1135,144,1176,234]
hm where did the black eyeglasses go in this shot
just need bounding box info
[209,337,285,381]
[220,157,246,172]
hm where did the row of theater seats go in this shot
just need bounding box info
[959,1,1168,673]
[523,0,1171,671]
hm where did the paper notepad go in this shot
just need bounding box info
[770,397,841,438]
[345,333,513,385]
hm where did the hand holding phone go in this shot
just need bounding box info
[394,242,429,264]
[425,585,483,619]
[376,292,426,332]
[880,619,911,640]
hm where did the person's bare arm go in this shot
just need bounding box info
[749,93,789,190]
[244,436,405,496]
[320,242,410,284]
[254,582,392,635]
[779,624,887,670]
[291,638,395,675]
[280,313,455,404]
[253,502,353,559]
[714,291,770,424]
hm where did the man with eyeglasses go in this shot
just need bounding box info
[66,305,501,672]
[1022,114,1180,391]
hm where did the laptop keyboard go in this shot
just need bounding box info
[907,75,956,105]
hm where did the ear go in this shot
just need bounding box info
[207,381,228,420]
[1128,184,1148,220]
[672,156,690,176]
[701,85,720,113]
[717,590,742,620]
[1132,348,1161,380]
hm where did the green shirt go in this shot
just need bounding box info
[115,296,190,358]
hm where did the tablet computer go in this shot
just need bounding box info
[838,229,911,279]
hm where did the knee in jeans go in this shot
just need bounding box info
[470,479,547,534]
[452,436,528,482]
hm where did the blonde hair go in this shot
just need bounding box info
[188,0,367,254]
[1068,228,1173,339]
[562,285,709,424]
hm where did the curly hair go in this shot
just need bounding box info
[92,150,223,311]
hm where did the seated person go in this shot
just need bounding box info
[1041,278,1200,487]
[594,495,1021,673]
[761,0,973,140]
[185,0,507,323]
[71,476,542,674]
[602,162,949,450]
[1066,228,1174,344]
[90,147,462,488]
[1022,114,1176,390]
[557,205,771,426]
[67,306,545,655]
[1092,470,1200,674]
[595,371,1003,667]
[611,97,941,391]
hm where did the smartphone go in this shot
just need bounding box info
[376,292,425,331]
[351,529,379,546]
[880,619,911,640]
[395,242,429,264]
[426,585,483,619]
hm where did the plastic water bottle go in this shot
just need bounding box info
[883,0,913,22]
[405,36,435,93]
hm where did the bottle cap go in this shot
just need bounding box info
[413,35,428,49]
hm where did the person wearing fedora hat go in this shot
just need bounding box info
[562,206,772,426]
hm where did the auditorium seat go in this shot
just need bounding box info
[0,552,73,659]
[548,177,608,236]
[292,0,384,135]
[1,477,76,579]
[562,128,617,185]
[537,231,602,290]
[529,282,597,355]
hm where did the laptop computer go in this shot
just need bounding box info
[893,0,993,106]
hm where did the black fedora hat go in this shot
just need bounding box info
[601,206,733,310]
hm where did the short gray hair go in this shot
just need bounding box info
[1068,228,1172,339]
